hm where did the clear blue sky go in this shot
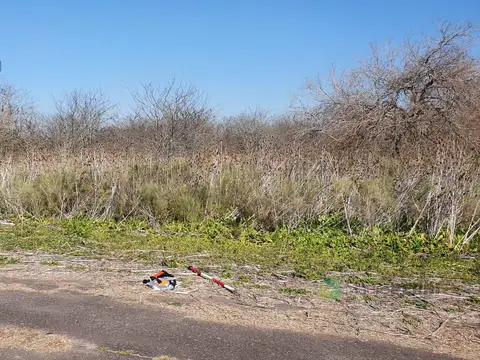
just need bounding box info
[1,0,479,116]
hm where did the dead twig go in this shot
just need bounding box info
[426,317,451,339]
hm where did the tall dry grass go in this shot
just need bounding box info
[0,146,478,244]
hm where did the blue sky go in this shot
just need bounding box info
[1,0,479,116]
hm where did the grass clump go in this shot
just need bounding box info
[0,257,19,266]
[279,288,310,295]
[468,296,480,305]
[40,260,61,266]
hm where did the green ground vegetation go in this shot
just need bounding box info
[0,216,477,283]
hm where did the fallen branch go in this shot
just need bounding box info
[426,317,451,339]
[430,294,471,300]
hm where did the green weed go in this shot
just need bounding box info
[66,265,88,271]
[468,296,480,305]
[405,299,431,309]
[0,257,19,266]
[40,260,60,266]
[247,283,271,289]
[0,217,476,283]
[280,288,310,295]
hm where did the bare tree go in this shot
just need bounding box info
[220,108,270,153]
[304,22,480,157]
[47,89,115,151]
[129,79,214,157]
[0,82,39,155]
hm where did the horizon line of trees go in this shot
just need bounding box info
[0,22,479,161]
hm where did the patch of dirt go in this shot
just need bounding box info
[1,251,479,360]
[0,326,74,353]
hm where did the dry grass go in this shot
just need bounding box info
[0,326,73,353]
[0,149,479,245]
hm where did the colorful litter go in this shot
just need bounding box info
[187,265,235,293]
[143,270,177,291]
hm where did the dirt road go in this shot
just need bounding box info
[0,289,459,360]
[0,251,477,359]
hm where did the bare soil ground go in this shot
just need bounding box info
[0,251,479,359]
